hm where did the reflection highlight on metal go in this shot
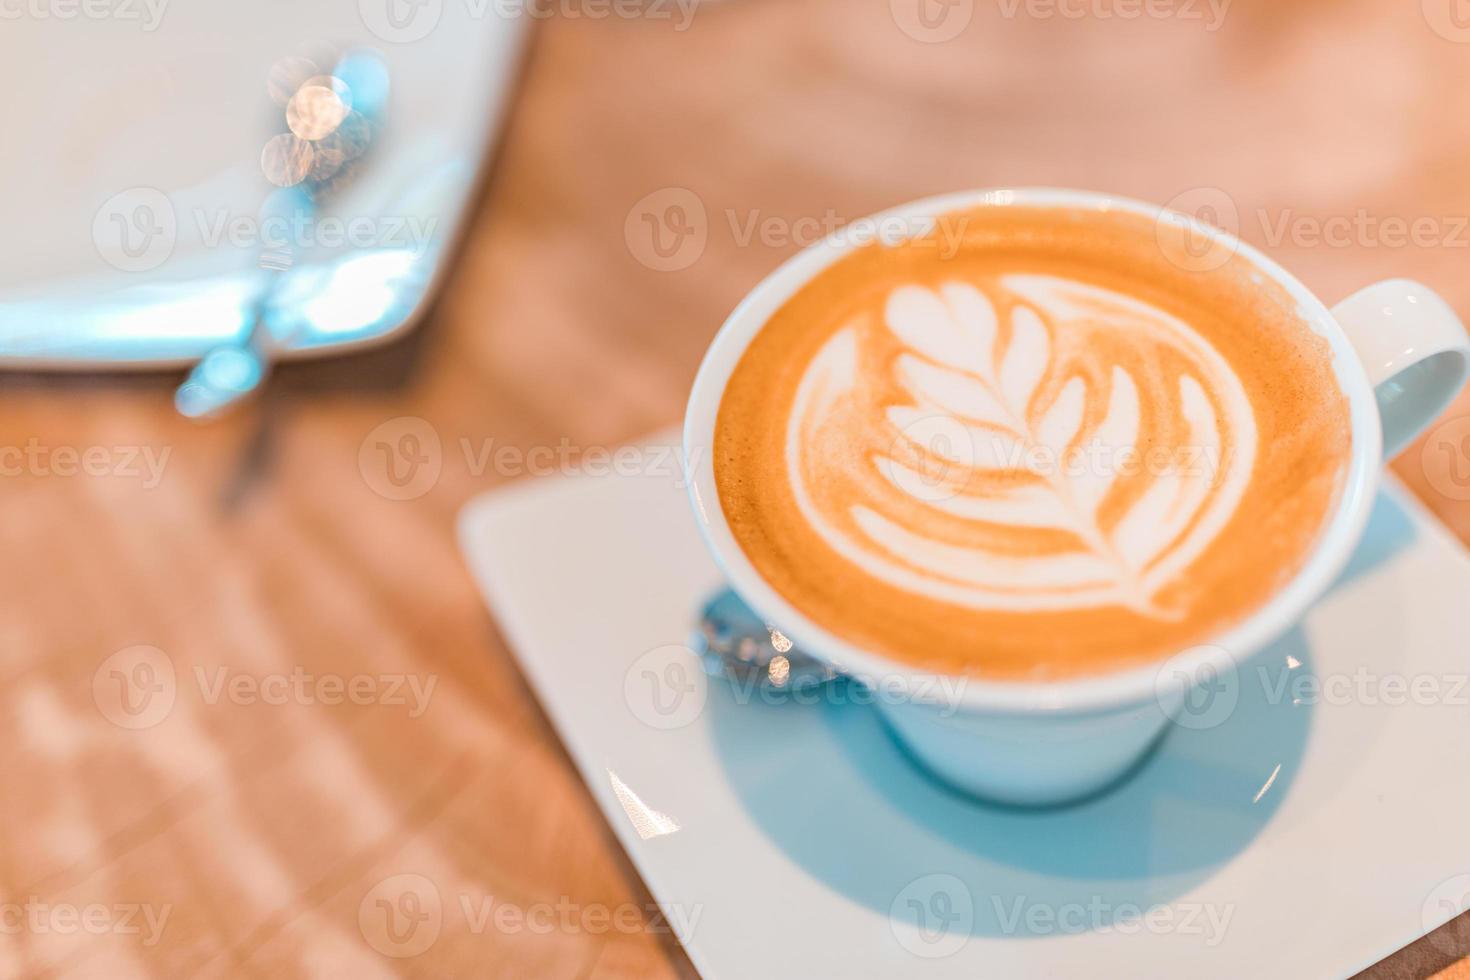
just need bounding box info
[262,49,385,191]
[694,589,837,694]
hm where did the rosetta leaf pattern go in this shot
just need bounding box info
[786,274,1255,618]
[880,282,1210,615]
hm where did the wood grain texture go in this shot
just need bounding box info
[3,0,1470,975]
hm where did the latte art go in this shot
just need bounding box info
[788,275,1258,618]
[714,205,1351,679]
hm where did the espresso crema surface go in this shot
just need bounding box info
[714,205,1352,680]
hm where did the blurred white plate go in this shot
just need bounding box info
[459,428,1470,979]
[0,1,526,367]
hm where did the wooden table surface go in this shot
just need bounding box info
[6,1,1470,976]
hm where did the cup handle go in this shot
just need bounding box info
[1331,279,1470,459]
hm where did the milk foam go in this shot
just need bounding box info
[785,274,1258,617]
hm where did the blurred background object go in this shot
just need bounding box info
[3,0,1470,976]
[0,5,525,368]
[172,48,392,418]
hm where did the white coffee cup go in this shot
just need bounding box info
[683,188,1470,806]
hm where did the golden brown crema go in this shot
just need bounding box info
[713,205,1352,680]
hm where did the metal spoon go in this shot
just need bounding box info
[692,588,838,693]
[173,187,309,419]
[175,50,388,420]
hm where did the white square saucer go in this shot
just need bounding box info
[458,429,1470,979]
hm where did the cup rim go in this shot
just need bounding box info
[683,187,1383,716]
